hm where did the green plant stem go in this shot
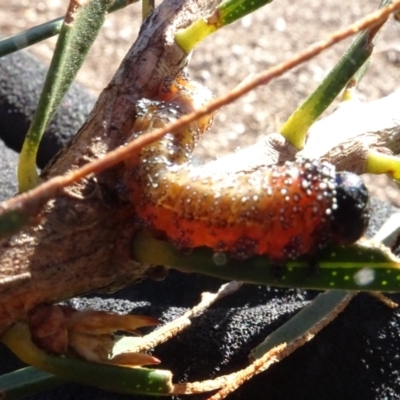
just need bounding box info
[0,0,136,58]
[279,1,390,149]
[18,0,114,192]
[1,322,173,396]
[366,149,400,180]
[132,230,400,292]
[0,18,63,57]
[340,58,371,101]
[0,367,66,400]
[175,0,273,53]
[250,290,355,360]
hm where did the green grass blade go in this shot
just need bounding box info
[17,0,114,192]
[0,18,63,57]
[1,322,173,396]
[0,367,66,400]
[279,0,390,149]
[132,230,400,292]
[0,0,136,58]
[250,290,354,360]
[175,0,273,53]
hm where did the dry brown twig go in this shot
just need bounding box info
[127,281,242,353]
[167,292,356,398]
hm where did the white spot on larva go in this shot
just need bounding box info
[301,180,310,189]
[272,171,280,178]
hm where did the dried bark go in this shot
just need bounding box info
[201,90,400,175]
[0,0,221,335]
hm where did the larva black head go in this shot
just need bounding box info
[331,172,370,245]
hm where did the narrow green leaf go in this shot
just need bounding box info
[132,230,400,292]
[250,290,354,360]
[217,0,273,26]
[17,0,114,192]
[0,367,66,400]
[0,0,136,58]
[279,0,391,149]
[175,0,273,53]
[0,18,63,58]
[1,322,173,396]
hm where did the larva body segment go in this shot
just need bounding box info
[123,72,370,262]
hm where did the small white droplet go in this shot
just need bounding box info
[354,268,375,286]
[213,252,228,266]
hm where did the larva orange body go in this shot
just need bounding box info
[123,72,370,262]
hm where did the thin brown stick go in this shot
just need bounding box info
[171,344,285,395]
[2,0,400,220]
[170,292,355,398]
[368,292,399,309]
[127,281,241,353]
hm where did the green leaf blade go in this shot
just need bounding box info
[218,0,273,26]
[132,231,400,292]
[175,0,273,53]
[279,0,391,149]
[250,290,353,360]
[18,0,114,192]
[2,323,173,396]
[0,367,66,400]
